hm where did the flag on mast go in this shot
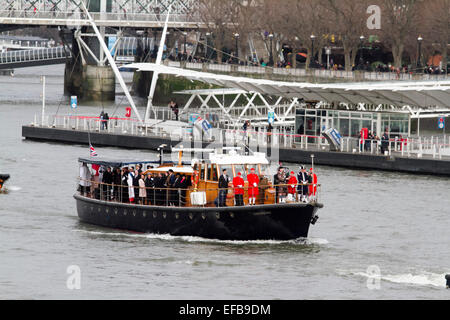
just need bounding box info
[90,144,98,157]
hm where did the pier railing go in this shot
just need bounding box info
[33,114,450,159]
[165,60,448,82]
[78,178,321,208]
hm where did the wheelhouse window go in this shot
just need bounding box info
[208,164,218,181]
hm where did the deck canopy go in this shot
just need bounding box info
[125,63,450,108]
[78,157,160,168]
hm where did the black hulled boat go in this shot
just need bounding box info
[75,150,323,240]
[0,174,9,190]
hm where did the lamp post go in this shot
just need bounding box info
[183,31,187,56]
[326,47,331,70]
[205,32,211,59]
[309,34,316,69]
[234,33,239,64]
[359,35,365,68]
[269,33,274,66]
[417,36,423,71]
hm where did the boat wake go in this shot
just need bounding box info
[6,186,22,191]
[74,229,328,246]
[353,270,448,288]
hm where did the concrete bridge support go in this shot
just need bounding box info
[63,29,116,102]
[63,0,116,102]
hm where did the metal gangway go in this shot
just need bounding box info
[0,46,70,68]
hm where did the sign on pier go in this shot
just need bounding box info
[70,96,77,109]
[438,116,445,129]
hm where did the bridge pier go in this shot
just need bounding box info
[65,59,115,102]
[63,25,116,102]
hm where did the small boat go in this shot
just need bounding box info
[0,174,10,190]
[74,149,323,240]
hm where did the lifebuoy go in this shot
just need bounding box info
[191,171,200,190]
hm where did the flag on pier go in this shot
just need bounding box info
[90,144,98,157]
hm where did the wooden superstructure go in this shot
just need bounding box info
[143,149,276,207]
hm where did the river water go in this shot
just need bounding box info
[0,65,449,299]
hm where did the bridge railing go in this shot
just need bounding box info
[0,9,198,23]
[0,46,69,64]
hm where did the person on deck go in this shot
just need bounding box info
[127,168,135,203]
[138,174,146,204]
[112,167,121,201]
[121,167,129,203]
[79,162,92,197]
[287,171,298,202]
[297,166,309,203]
[233,172,245,206]
[102,167,113,201]
[154,173,165,205]
[274,167,287,203]
[308,168,318,201]
[247,168,259,205]
[133,169,140,204]
[145,173,155,205]
[166,169,176,206]
[218,169,230,207]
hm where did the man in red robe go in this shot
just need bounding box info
[308,168,318,200]
[232,172,245,206]
[287,171,298,201]
[247,168,259,205]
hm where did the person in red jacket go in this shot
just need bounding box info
[247,168,259,205]
[308,168,318,200]
[232,172,245,206]
[287,171,298,201]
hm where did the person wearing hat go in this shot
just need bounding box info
[247,168,259,205]
[218,169,230,207]
[287,171,298,202]
[297,165,309,203]
[274,167,287,203]
[232,172,245,206]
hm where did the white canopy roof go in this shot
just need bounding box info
[125,63,450,108]
[209,152,269,165]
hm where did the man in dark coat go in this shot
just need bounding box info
[297,165,309,202]
[218,169,230,206]
[112,167,121,201]
[145,173,155,204]
[102,167,113,200]
[154,173,164,205]
[133,169,140,204]
[121,167,129,203]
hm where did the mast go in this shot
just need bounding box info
[80,1,143,122]
[144,4,173,122]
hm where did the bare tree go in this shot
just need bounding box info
[282,0,331,69]
[229,0,260,63]
[195,0,237,63]
[420,0,449,72]
[254,0,290,66]
[324,0,370,71]
[378,0,423,68]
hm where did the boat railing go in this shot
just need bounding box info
[77,179,321,208]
